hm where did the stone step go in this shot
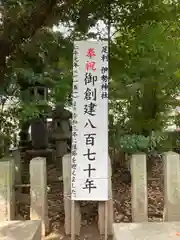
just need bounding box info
[113,222,180,240]
[0,220,41,240]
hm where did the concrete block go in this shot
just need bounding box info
[11,149,21,185]
[163,152,180,221]
[0,220,41,240]
[131,153,148,222]
[113,222,180,240]
[30,157,49,237]
[0,158,15,220]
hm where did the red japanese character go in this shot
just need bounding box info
[87,48,96,58]
[86,61,96,72]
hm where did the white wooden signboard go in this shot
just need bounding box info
[71,40,109,201]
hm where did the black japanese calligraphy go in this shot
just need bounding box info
[72,163,77,170]
[72,157,76,164]
[101,54,108,62]
[84,73,97,86]
[84,88,97,101]
[101,92,108,99]
[101,83,108,91]
[72,119,78,126]
[101,66,108,74]
[84,102,97,116]
[83,164,96,177]
[102,46,108,54]
[71,188,76,196]
[101,44,109,102]
[84,133,96,146]
[84,119,96,128]
[73,84,78,91]
[82,178,97,193]
[101,75,108,82]
[72,169,76,176]
[72,131,77,137]
[72,143,77,151]
[83,148,96,161]
[72,176,76,182]
[73,61,79,68]
[71,150,77,157]
[72,112,77,119]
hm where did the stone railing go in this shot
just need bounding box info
[0,220,41,240]
[131,152,180,222]
[0,153,49,239]
[113,151,180,240]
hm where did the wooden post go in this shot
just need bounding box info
[71,200,75,240]
[63,154,81,236]
[104,201,108,240]
[98,156,113,235]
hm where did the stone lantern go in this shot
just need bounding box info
[19,79,53,160]
[29,84,49,149]
[52,105,71,178]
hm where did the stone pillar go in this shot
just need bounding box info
[52,106,71,178]
[98,156,113,235]
[163,151,180,221]
[19,121,30,150]
[30,157,49,237]
[0,158,15,220]
[63,154,81,235]
[31,119,48,150]
[56,140,68,179]
[11,148,21,185]
[131,153,148,222]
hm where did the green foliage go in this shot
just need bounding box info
[110,22,180,136]
[119,134,150,154]
[0,106,19,149]
[5,29,73,122]
[0,0,179,150]
[118,131,173,154]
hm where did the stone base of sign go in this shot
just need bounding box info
[30,158,49,237]
[0,220,41,240]
[131,153,148,222]
[113,222,180,240]
[63,154,81,235]
[98,157,113,235]
[0,158,15,221]
[163,152,180,221]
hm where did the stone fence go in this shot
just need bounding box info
[1,150,179,239]
[0,154,48,238]
[0,220,41,240]
[113,151,180,239]
[131,151,180,222]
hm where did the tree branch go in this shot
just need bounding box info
[0,0,60,86]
